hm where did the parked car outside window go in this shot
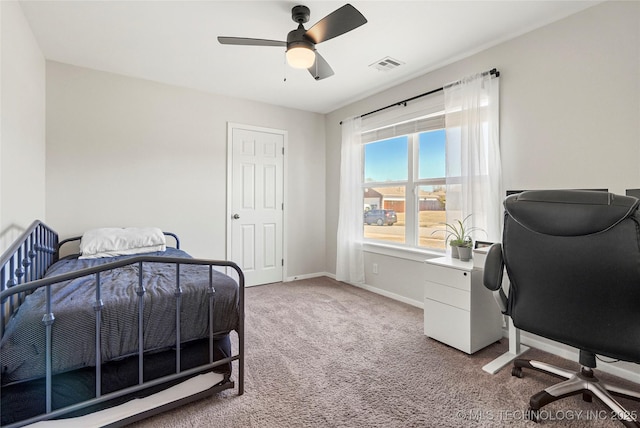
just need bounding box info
[364,209,398,226]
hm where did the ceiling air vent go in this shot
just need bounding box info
[370,56,404,72]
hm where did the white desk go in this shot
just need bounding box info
[423,256,503,354]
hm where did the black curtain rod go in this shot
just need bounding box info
[340,68,499,125]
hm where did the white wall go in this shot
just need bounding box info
[325,0,640,304]
[0,1,46,252]
[45,62,326,278]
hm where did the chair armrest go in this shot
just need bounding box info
[483,243,508,314]
[483,243,504,291]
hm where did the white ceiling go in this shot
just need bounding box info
[19,0,600,114]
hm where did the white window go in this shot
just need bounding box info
[363,126,447,251]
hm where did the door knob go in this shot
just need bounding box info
[233,214,240,219]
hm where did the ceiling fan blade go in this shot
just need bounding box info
[217,36,286,47]
[308,51,334,81]
[304,4,367,45]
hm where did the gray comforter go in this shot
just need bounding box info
[0,248,239,384]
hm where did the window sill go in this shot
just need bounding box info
[363,242,444,262]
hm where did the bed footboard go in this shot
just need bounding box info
[0,221,245,427]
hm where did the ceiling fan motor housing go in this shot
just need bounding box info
[291,5,310,24]
[287,26,314,51]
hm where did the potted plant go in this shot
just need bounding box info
[432,214,483,260]
[448,238,464,259]
[457,239,474,261]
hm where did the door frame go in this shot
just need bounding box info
[226,122,288,284]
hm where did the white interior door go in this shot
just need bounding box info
[228,124,284,286]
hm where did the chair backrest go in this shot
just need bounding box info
[502,190,640,363]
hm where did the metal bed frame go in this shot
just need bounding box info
[0,220,244,427]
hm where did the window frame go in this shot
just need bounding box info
[362,127,447,252]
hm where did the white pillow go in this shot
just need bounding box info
[79,227,167,259]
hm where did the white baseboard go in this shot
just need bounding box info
[291,274,423,308]
[345,281,424,309]
[285,272,331,282]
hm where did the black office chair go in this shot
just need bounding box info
[483,190,640,427]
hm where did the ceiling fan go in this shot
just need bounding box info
[217,4,367,81]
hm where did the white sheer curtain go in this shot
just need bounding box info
[336,116,364,284]
[444,72,502,243]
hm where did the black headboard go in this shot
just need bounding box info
[0,220,58,336]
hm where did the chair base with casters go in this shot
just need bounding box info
[510,350,640,427]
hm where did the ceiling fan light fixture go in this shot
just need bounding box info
[219,3,367,80]
[286,46,315,69]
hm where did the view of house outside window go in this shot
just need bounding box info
[363,129,447,251]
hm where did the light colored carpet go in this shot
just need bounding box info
[132,276,639,427]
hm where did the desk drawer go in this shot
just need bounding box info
[425,264,470,291]
[424,299,472,353]
[425,281,470,311]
